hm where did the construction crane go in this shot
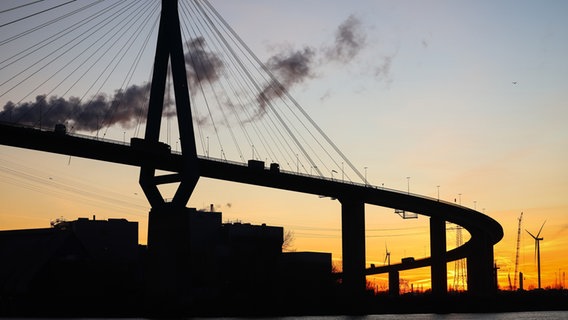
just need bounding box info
[508,273,513,291]
[513,212,523,290]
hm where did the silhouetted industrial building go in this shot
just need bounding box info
[0,210,333,316]
[0,217,143,314]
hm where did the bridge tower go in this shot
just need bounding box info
[140,0,200,306]
[140,0,199,208]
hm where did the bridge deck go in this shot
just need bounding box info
[0,122,503,275]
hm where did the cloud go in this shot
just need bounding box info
[184,36,224,92]
[267,47,316,86]
[0,16,382,130]
[325,14,366,63]
[255,14,382,114]
[0,36,225,132]
[255,47,316,117]
[373,53,396,84]
[0,84,151,132]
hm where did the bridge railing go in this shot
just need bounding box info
[195,154,475,212]
[0,121,132,146]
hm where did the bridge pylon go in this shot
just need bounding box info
[141,0,199,308]
[139,0,199,210]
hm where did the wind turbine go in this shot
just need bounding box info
[383,243,391,266]
[526,220,546,289]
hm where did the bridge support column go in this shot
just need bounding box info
[388,270,400,296]
[430,216,447,297]
[145,205,193,310]
[467,236,496,296]
[340,198,366,296]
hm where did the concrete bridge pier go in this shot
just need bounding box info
[430,216,447,296]
[340,198,366,296]
[145,204,193,309]
[389,270,400,296]
[467,235,497,296]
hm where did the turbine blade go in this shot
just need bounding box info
[526,229,537,239]
[536,220,546,237]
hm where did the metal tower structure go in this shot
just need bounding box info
[453,224,467,291]
[513,212,523,290]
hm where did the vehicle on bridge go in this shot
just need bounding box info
[270,162,280,173]
[248,159,265,170]
[130,137,171,155]
[401,257,415,264]
[54,124,66,135]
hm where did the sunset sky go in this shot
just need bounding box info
[1,0,567,291]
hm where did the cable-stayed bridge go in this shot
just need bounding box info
[0,0,502,299]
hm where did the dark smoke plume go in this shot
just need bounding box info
[374,54,394,81]
[0,37,225,132]
[184,37,224,93]
[255,15,368,116]
[0,84,151,132]
[0,17,371,130]
[256,47,315,116]
[326,14,366,62]
[267,47,316,86]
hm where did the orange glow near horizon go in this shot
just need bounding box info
[1,152,566,293]
[1,151,566,293]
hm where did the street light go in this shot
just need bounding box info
[331,169,338,181]
[437,185,440,201]
[364,167,368,185]
[407,176,410,194]
[206,136,209,157]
